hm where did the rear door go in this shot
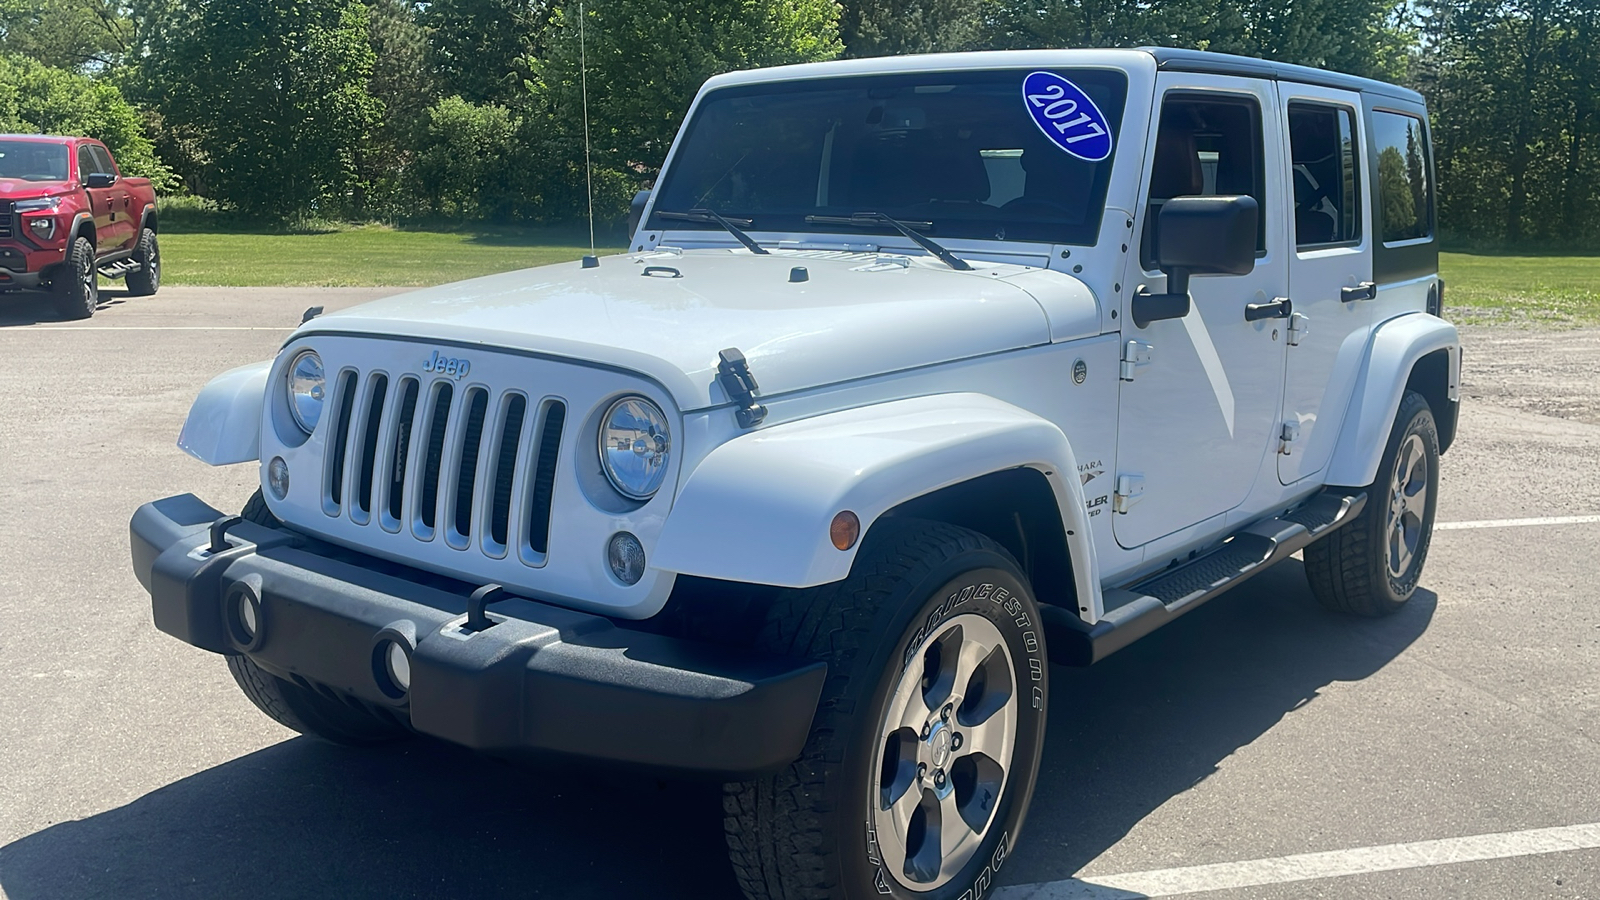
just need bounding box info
[1113,75,1290,549]
[1277,86,1373,484]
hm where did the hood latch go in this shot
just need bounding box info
[717,348,768,429]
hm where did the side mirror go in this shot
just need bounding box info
[86,172,117,189]
[628,189,652,243]
[1133,195,1259,327]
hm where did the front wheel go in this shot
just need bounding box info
[724,520,1048,900]
[51,237,98,319]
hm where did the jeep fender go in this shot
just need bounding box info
[177,361,272,465]
[1325,313,1460,487]
[653,393,1099,607]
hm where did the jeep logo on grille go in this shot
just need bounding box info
[422,350,471,380]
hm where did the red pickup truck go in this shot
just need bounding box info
[1,134,160,318]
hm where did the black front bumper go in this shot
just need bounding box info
[131,495,826,778]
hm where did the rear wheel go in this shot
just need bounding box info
[225,490,410,746]
[1304,390,1440,616]
[51,237,97,319]
[125,228,161,296]
[724,520,1048,899]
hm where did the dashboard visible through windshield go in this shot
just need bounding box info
[649,69,1128,247]
[0,141,70,182]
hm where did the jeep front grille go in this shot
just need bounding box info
[323,368,567,562]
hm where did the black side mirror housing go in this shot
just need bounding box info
[628,189,652,243]
[1133,194,1259,327]
[86,172,117,189]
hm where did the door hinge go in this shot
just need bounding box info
[1279,422,1300,455]
[1113,473,1145,514]
[1120,340,1154,382]
[1287,312,1310,347]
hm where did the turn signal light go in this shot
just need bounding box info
[830,511,860,551]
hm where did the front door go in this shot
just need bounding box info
[77,145,117,252]
[1113,75,1290,549]
[1277,87,1373,484]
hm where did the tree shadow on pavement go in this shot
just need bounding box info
[0,561,1432,899]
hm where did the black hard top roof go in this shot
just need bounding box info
[1141,47,1426,107]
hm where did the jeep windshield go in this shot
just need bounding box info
[649,69,1128,248]
[0,140,69,182]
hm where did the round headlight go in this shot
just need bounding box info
[286,350,325,434]
[598,396,672,500]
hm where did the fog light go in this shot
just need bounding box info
[384,641,411,693]
[267,456,290,499]
[237,593,258,639]
[607,532,646,585]
[27,217,56,240]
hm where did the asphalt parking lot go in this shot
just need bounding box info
[3,287,1599,900]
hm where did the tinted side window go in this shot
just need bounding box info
[1372,111,1431,243]
[89,145,117,176]
[1289,103,1361,247]
[1142,93,1266,269]
[77,146,96,182]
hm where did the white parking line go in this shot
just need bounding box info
[1436,514,1600,531]
[995,822,1600,899]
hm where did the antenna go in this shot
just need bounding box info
[579,1,599,269]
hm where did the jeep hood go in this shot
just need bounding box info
[302,249,1100,411]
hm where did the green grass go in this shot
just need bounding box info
[154,224,1600,328]
[158,225,625,287]
[1440,251,1600,327]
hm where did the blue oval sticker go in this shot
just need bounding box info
[1022,71,1113,162]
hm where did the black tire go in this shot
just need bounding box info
[1304,390,1440,616]
[125,227,160,296]
[724,520,1049,900]
[51,236,98,319]
[226,655,409,746]
[226,490,409,746]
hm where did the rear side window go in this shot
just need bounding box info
[1372,111,1431,243]
[1288,103,1361,247]
[1142,92,1267,269]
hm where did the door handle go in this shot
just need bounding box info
[1245,297,1292,322]
[1341,282,1377,302]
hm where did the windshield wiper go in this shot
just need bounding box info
[654,208,769,255]
[803,212,972,271]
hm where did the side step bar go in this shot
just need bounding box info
[1043,489,1367,666]
[97,259,141,279]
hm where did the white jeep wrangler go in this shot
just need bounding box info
[133,48,1458,900]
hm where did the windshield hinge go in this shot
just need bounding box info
[1120,340,1154,382]
[717,348,768,429]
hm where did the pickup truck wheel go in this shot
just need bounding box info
[1304,390,1440,616]
[125,228,161,296]
[224,490,411,746]
[51,237,98,319]
[724,520,1047,900]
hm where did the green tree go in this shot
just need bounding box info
[360,0,438,215]
[422,0,546,105]
[142,0,380,219]
[0,0,132,70]
[839,0,991,57]
[532,0,843,187]
[989,0,1411,80]
[0,53,173,187]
